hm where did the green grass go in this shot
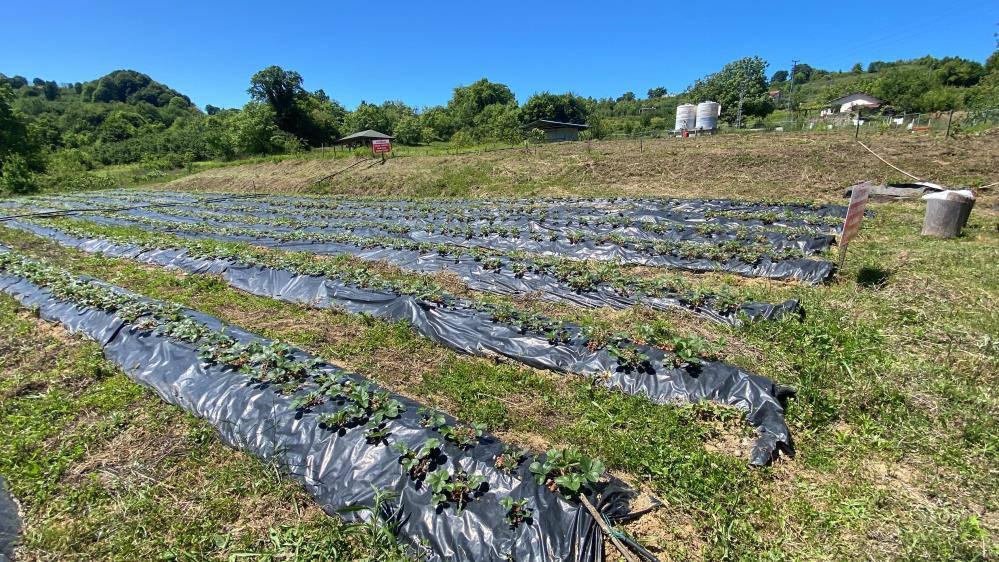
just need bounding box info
[0,189,996,559]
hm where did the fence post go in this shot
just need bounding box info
[945,109,954,138]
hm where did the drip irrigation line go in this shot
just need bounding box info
[580,494,640,562]
[856,141,925,182]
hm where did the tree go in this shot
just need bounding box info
[851,63,863,74]
[231,102,284,155]
[686,56,773,125]
[420,106,455,140]
[446,78,516,131]
[248,66,343,146]
[346,102,391,133]
[393,114,424,145]
[986,49,999,75]
[472,103,522,143]
[0,84,41,174]
[248,66,307,134]
[520,92,590,124]
[770,70,788,84]
[791,63,813,84]
[873,67,936,112]
[617,91,636,102]
[934,57,985,88]
[205,104,221,115]
[647,87,668,98]
[0,153,36,194]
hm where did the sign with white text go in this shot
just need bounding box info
[371,139,391,154]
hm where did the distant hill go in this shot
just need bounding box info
[0,69,203,169]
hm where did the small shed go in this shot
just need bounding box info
[333,129,395,149]
[820,93,883,116]
[522,119,588,142]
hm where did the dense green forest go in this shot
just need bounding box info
[1,51,996,194]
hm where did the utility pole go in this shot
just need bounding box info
[788,59,799,122]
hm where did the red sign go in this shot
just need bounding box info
[837,182,871,268]
[371,139,391,154]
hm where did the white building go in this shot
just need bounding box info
[820,92,884,116]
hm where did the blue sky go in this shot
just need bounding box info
[5,1,996,110]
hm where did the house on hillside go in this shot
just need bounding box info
[522,119,588,142]
[333,129,394,149]
[820,92,884,116]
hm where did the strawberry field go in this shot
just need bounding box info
[0,185,994,561]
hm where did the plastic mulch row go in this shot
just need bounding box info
[7,222,795,466]
[0,250,642,562]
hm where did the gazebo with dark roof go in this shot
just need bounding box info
[332,129,395,148]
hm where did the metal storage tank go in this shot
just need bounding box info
[696,101,721,130]
[675,104,697,130]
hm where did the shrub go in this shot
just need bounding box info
[0,154,37,194]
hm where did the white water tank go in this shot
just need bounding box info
[696,101,721,130]
[675,104,697,130]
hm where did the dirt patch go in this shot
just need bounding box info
[0,380,49,400]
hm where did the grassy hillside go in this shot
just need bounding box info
[162,130,999,203]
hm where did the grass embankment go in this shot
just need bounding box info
[159,131,999,202]
[0,190,995,559]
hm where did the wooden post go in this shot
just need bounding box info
[854,108,862,140]
[945,109,954,138]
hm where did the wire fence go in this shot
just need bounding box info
[602,107,999,139]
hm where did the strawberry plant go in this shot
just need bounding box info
[427,468,485,514]
[346,383,405,424]
[606,340,648,372]
[664,335,713,368]
[392,438,442,481]
[529,448,605,498]
[440,422,486,448]
[364,422,392,444]
[418,407,446,430]
[711,289,742,315]
[156,316,211,343]
[494,445,528,473]
[290,389,326,411]
[499,496,532,527]
[319,404,366,429]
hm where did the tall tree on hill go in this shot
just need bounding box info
[520,92,590,124]
[446,78,516,130]
[647,87,668,98]
[686,57,773,125]
[248,66,343,146]
[248,66,307,135]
